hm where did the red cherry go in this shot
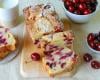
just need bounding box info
[83,9,91,15]
[73,0,79,3]
[74,10,81,15]
[31,52,41,61]
[49,62,56,68]
[87,33,95,41]
[61,63,66,68]
[80,0,86,3]
[88,41,96,49]
[91,60,100,69]
[83,53,93,62]
[65,0,73,6]
[34,39,39,45]
[68,6,75,12]
[55,26,63,32]
[79,3,87,11]
[95,43,100,51]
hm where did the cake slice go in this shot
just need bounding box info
[0,27,16,60]
[42,30,74,49]
[23,4,64,40]
[42,43,78,77]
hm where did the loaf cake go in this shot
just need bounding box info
[23,4,64,40]
[42,30,74,48]
[42,43,78,76]
[0,27,16,60]
[23,3,79,77]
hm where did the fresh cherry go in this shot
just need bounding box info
[74,10,81,15]
[78,3,87,11]
[65,0,73,6]
[88,41,96,49]
[87,33,95,41]
[91,60,100,69]
[83,53,93,62]
[95,43,100,51]
[68,6,75,12]
[87,32,100,51]
[73,0,79,3]
[64,0,97,15]
[80,0,86,3]
[83,9,91,15]
[31,52,41,61]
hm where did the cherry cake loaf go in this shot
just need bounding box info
[0,27,16,60]
[42,43,78,76]
[23,3,79,77]
[23,4,64,40]
[42,30,74,49]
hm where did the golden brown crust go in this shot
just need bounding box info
[23,4,64,40]
[0,44,16,60]
[42,57,78,77]
[0,28,16,60]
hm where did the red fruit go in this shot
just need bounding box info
[91,60,100,69]
[49,62,56,68]
[60,55,67,60]
[65,0,73,6]
[80,0,86,3]
[87,33,95,41]
[83,9,91,15]
[68,6,75,12]
[31,52,41,61]
[73,0,79,3]
[79,3,87,11]
[34,39,39,45]
[74,10,81,15]
[55,26,62,32]
[95,43,100,51]
[61,63,66,68]
[88,41,96,49]
[83,53,93,62]
[56,51,61,55]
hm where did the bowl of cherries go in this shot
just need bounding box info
[87,32,100,54]
[63,0,98,23]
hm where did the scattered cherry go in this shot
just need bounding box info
[31,52,41,61]
[83,53,93,62]
[91,60,100,69]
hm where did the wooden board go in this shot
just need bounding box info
[20,20,77,78]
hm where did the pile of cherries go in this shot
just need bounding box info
[83,53,100,69]
[64,0,98,15]
[87,32,100,51]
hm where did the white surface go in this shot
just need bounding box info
[0,0,100,80]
